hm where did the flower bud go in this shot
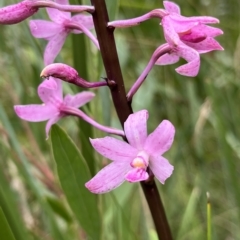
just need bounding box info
[0,0,38,25]
[41,63,78,83]
[41,63,108,89]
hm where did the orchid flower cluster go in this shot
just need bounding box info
[0,0,223,199]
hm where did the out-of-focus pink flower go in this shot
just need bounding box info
[29,0,98,65]
[156,1,223,76]
[0,0,38,25]
[85,110,175,194]
[14,77,95,138]
[0,0,94,25]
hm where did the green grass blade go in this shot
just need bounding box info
[0,208,16,240]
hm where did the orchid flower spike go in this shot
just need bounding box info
[156,1,224,77]
[14,77,95,138]
[85,110,175,194]
[0,0,94,25]
[29,0,98,65]
[14,77,124,138]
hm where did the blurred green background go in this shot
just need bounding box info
[0,0,239,239]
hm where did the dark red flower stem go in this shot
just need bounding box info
[90,0,172,239]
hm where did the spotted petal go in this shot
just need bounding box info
[46,0,70,23]
[45,114,62,139]
[71,14,94,33]
[29,20,61,39]
[184,24,223,39]
[174,44,200,76]
[156,52,180,65]
[170,14,219,25]
[38,78,58,103]
[85,162,131,194]
[44,31,68,65]
[162,16,180,46]
[14,104,58,122]
[124,110,148,150]
[184,37,224,54]
[144,120,175,156]
[63,91,95,108]
[163,1,180,14]
[149,155,173,184]
[90,137,138,162]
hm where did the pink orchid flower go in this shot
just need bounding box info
[156,1,223,76]
[29,0,98,65]
[14,77,95,138]
[85,110,175,194]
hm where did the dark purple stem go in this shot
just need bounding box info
[90,0,172,239]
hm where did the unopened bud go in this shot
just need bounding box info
[41,63,78,83]
[41,63,108,89]
[0,0,38,25]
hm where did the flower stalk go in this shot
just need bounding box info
[127,44,172,101]
[32,0,94,13]
[108,9,167,28]
[90,0,173,239]
[61,106,125,137]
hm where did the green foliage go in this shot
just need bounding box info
[0,0,240,239]
[0,208,16,240]
[51,125,101,239]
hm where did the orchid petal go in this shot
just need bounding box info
[189,24,223,38]
[53,78,63,99]
[63,91,95,108]
[170,20,199,34]
[46,7,70,23]
[14,104,58,122]
[124,110,148,150]
[175,44,200,76]
[38,78,58,103]
[155,52,180,65]
[45,114,62,139]
[125,168,149,182]
[170,14,219,25]
[85,162,131,194]
[180,31,207,43]
[90,137,138,162]
[144,120,175,156]
[44,31,68,65]
[162,16,180,46]
[71,14,94,33]
[184,37,224,54]
[29,20,61,39]
[149,156,174,184]
[163,1,180,14]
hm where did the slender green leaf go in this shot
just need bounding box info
[0,172,29,240]
[0,208,16,240]
[46,196,73,223]
[51,124,101,239]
